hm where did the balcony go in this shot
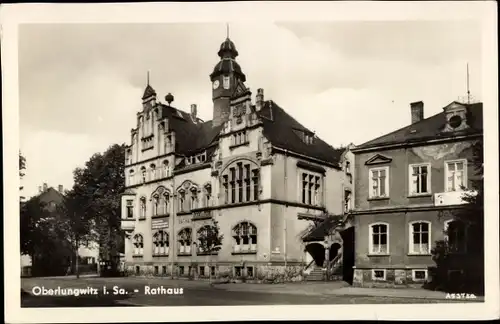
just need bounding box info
[434,190,477,207]
[121,218,135,231]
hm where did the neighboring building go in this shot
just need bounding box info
[120,35,353,279]
[20,183,100,276]
[350,100,483,287]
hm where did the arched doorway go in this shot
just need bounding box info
[329,243,342,261]
[305,243,325,267]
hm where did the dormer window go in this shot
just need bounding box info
[294,129,314,145]
[442,102,469,132]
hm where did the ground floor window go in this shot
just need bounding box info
[234,266,242,277]
[210,266,216,276]
[154,266,159,275]
[412,269,428,282]
[179,266,185,276]
[247,266,254,278]
[162,266,167,275]
[199,266,205,277]
[135,265,140,275]
[371,269,386,281]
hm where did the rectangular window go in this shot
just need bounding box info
[445,160,467,192]
[179,266,185,276]
[370,223,389,254]
[409,164,430,195]
[344,190,352,213]
[199,266,205,277]
[154,266,159,275]
[445,220,467,253]
[210,266,216,276]
[238,163,243,203]
[126,200,134,218]
[247,266,254,278]
[222,175,229,204]
[369,167,389,198]
[300,172,322,206]
[410,222,430,254]
[245,165,251,202]
[234,266,242,277]
[345,161,351,174]
[135,266,140,275]
[372,269,386,281]
[412,269,428,282]
[162,266,167,275]
[230,168,236,203]
[252,170,260,200]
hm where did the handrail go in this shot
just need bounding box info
[305,259,315,271]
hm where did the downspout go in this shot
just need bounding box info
[284,149,288,269]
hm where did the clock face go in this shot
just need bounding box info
[213,80,220,90]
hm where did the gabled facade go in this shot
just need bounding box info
[120,36,352,279]
[351,100,483,287]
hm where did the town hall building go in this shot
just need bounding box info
[120,35,354,280]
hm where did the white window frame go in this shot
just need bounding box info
[408,163,432,196]
[408,221,432,255]
[411,269,428,282]
[444,159,468,192]
[371,269,387,281]
[368,166,390,198]
[368,222,390,255]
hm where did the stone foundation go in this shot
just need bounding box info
[353,268,429,288]
[125,262,305,283]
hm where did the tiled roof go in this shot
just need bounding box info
[355,102,483,150]
[259,101,346,166]
[302,215,344,242]
[160,100,345,166]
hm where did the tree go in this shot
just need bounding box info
[70,144,126,272]
[55,190,97,278]
[196,218,224,284]
[428,140,484,294]
[20,196,73,276]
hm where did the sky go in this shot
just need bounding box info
[19,21,483,200]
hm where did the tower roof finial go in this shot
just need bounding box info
[226,23,229,39]
[147,70,150,86]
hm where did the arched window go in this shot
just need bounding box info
[232,222,257,253]
[190,187,198,210]
[153,230,169,256]
[162,160,169,178]
[178,190,186,212]
[152,195,159,216]
[369,223,389,254]
[139,197,147,219]
[128,169,135,186]
[150,164,156,181]
[178,228,192,254]
[133,234,144,256]
[161,193,169,215]
[444,219,467,253]
[409,221,431,254]
[203,184,212,208]
[141,166,147,183]
[220,160,260,205]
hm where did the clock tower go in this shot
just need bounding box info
[210,36,247,127]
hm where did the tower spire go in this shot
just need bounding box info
[147,70,150,86]
[226,23,229,39]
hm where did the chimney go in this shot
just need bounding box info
[58,185,63,193]
[190,104,197,119]
[256,88,264,111]
[43,183,48,192]
[410,101,424,124]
